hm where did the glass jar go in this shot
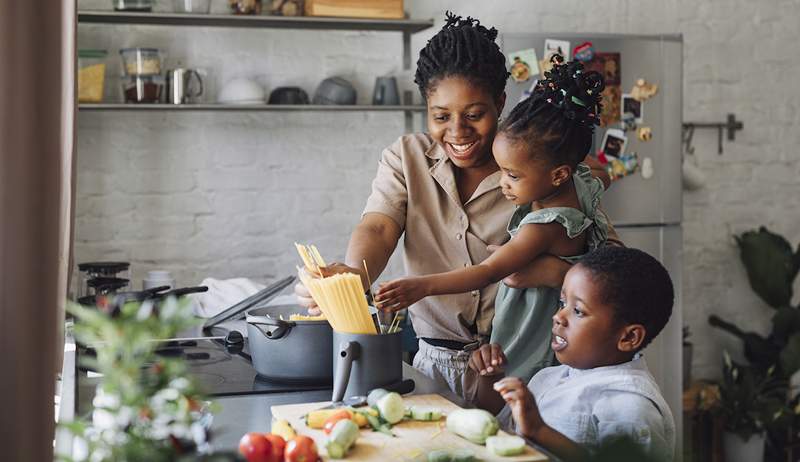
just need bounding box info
[122,75,165,103]
[229,0,262,15]
[120,48,162,77]
[78,49,108,103]
[112,0,153,11]
[173,0,212,13]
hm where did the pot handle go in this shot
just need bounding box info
[331,341,360,402]
[248,316,296,340]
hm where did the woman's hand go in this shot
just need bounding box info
[493,377,544,440]
[487,245,571,289]
[469,343,507,376]
[294,263,364,315]
[374,277,430,312]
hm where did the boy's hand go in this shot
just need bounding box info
[494,377,544,440]
[374,277,429,312]
[469,343,507,376]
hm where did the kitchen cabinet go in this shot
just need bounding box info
[77,10,433,131]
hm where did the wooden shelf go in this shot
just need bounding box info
[77,10,434,33]
[78,103,426,112]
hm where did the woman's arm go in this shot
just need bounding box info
[375,223,562,311]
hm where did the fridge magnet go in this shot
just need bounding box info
[630,78,658,101]
[641,156,655,179]
[621,113,637,132]
[584,52,621,126]
[637,126,653,142]
[603,152,639,182]
[508,48,539,83]
[600,128,628,158]
[544,39,572,60]
[573,42,595,62]
[621,94,644,124]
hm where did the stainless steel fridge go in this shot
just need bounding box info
[500,33,684,454]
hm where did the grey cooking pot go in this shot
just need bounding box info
[332,329,403,401]
[245,304,333,384]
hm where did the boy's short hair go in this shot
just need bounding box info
[577,246,674,350]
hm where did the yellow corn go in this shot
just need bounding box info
[305,408,374,429]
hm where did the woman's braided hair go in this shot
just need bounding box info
[414,11,510,100]
[500,54,605,168]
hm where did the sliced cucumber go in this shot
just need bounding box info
[427,449,453,462]
[376,392,405,424]
[325,419,360,459]
[367,388,389,408]
[409,406,443,421]
[451,449,477,462]
[486,435,526,456]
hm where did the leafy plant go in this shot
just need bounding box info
[60,297,215,462]
[712,352,790,441]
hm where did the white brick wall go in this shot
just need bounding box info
[76,0,800,381]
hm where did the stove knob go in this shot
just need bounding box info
[225,330,244,346]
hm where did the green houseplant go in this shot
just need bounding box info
[708,227,800,459]
[60,296,216,462]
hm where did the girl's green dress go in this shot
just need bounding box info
[490,163,609,382]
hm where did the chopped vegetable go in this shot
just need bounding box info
[451,449,477,462]
[486,435,526,456]
[271,419,297,441]
[427,449,453,462]
[376,392,405,424]
[409,406,443,421]
[446,409,499,444]
[323,410,353,435]
[364,413,395,437]
[367,388,390,408]
[306,408,368,429]
[325,419,360,459]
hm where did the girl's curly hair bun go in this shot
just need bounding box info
[534,53,605,126]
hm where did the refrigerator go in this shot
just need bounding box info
[500,33,684,455]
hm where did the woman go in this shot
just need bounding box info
[296,13,619,398]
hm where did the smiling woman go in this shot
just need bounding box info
[294,12,609,400]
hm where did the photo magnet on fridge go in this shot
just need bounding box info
[600,128,628,158]
[508,48,539,83]
[622,94,644,124]
[544,39,572,60]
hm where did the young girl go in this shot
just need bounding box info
[375,55,610,383]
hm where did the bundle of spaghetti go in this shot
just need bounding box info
[295,243,326,274]
[297,269,376,335]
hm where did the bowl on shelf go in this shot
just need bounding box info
[173,0,212,13]
[268,87,309,105]
[312,77,357,105]
[218,78,265,104]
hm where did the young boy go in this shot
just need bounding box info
[470,246,675,461]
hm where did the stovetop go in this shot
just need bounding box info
[155,338,332,397]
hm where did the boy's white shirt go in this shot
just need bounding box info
[497,355,675,461]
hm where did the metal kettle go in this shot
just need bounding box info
[165,68,204,104]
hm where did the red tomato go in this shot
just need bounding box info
[238,432,272,462]
[285,435,318,462]
[263,433,286,462]
[322,410,352,435]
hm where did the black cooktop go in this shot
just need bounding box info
[159,337,332,397]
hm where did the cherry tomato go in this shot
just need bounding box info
[285,435,318,462]
[238,432,272,462]
[263,433,286,462]
[322,410,352,435]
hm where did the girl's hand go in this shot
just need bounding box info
[374,277,430,312]
[469,343,507,376]
[493,377,544,440]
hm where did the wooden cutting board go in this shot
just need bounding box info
[271,394,548,462]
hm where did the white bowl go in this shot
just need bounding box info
[218,78,265,104]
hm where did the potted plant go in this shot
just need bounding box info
[683,325,693,390]
[713,352,789,462]
[60,296,217,462]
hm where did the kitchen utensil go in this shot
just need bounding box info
[173,0,211,13]
[331,329,403,402]
[218,77,265,104]
[78,50,108,103]
[246,304,333,383]
[77,261,131,297]
[202,275,296,330]
[143,270,175,290]
[87,277,130,296]
[317,378,415,410]
[122,75,165,103]
[313,77,357,105]
[372,76,399,105]
[120,48,162,77]
[268,87,309,105]
[165,68,204,104]
[113,0,153,11]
